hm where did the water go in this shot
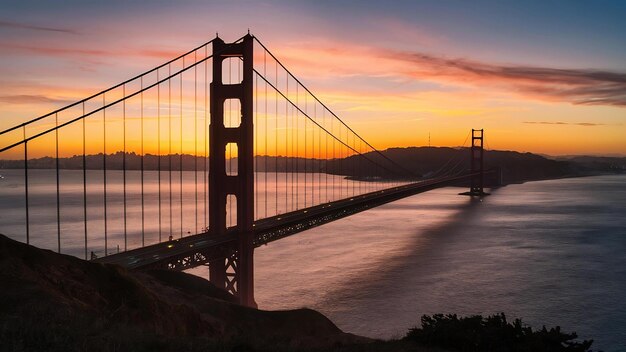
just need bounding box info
[1,171,625,350]
[251,175,626,351]
[0,169,398,257]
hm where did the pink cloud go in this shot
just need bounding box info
[267,39,626,107]
[390,50,626,106]
[0,43,183,61]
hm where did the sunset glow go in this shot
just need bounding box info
[1,1,625,157]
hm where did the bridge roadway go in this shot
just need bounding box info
[96,172,487,271]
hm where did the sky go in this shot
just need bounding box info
[0,0,625,156]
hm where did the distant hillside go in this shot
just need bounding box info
[1,147,622,185]
[0,152,207,171]
[556,155,626,174]
[327,147,591,184]
[340,147,577,184]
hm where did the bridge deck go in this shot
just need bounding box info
[95,173,485,271]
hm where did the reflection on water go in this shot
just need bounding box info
[0,169,397,257]
[249,175,625,351]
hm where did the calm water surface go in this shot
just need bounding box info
[1,171,624,350]
[249,175,625,351]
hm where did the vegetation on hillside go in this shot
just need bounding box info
[404,313,593,352]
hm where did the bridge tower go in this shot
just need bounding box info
[467,128,487,196]
[208,34,256,307]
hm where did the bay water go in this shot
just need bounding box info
[1,171,624,350]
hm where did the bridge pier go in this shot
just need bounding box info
[208,34,256,307]
[460,129,489,196]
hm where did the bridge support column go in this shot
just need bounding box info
[208,34,256,307]
[461,129,488,196]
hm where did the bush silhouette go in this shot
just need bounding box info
[404,313,594,352]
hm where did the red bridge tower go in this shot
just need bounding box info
[208,34,256,307]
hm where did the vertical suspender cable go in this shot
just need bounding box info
[194,51,198,234]
[358,139,361,194]
[285,70,288,212]
[123,84,127,251]
[317,104,321,204]
[344,128,347,197]
[275,59,278,214]
[339,125,342,198]
[339,125,343,199]
[103,94,108,256]
[180,60,184,238]
[193,51,198,234]
[169,64,173,238]
[311,100,317,206]
[291,82,295,210]
[158,70,162,242]
[295,84,299,209]
[82,103,88,259]
[304,93,307,207]
[324,109,328,202]
[352,133,355,196]
[23,129,29,244]
[141,77,145,246]
[263,51,269,217]
[359,139,362,194]
[55,113,60,253]
[289,85,298,210]
[312,103,315,204]
[204,46,208,231]
[351,133,354,195]
[332,116,335,201]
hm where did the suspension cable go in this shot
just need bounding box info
[253,37,418,178]
[252,70,407,179]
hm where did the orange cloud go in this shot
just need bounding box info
[523,121,611,127]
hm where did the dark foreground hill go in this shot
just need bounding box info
[0,234,596,352]
[0,234,371,351]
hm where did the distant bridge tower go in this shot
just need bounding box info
[461,129,488,196]
[208,34,256,307]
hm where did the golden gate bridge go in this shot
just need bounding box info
[0,33,492,307]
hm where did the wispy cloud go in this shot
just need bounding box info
[0,43,184,61]
[0,20,77,34]
[137,48,185,59]
[382,50,626,107]
[523,121,607,126]
[274,40,626,108]
[0,43,108,57]
[0,94,74,105]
